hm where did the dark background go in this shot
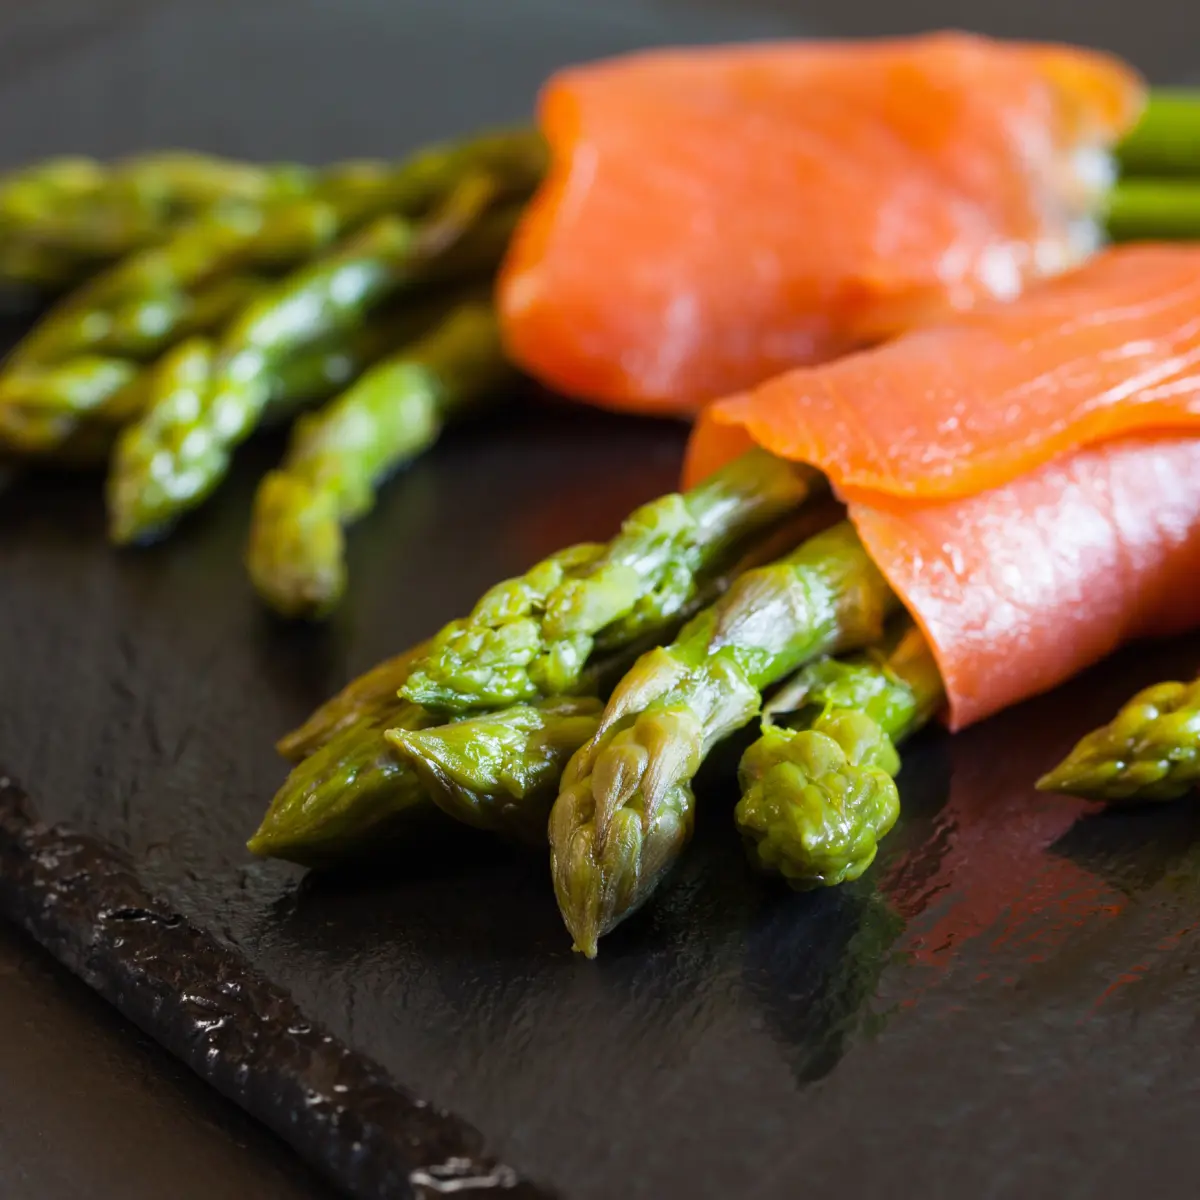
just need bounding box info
[3,1,1200,1197]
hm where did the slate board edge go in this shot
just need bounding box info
[0,774,557,1200]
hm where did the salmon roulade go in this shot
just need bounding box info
[499,32,1143,414]
[683,244,1200,728]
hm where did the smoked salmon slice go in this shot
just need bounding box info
[684,243,1200,501]
[852,437,1200,729]
[499,32,1143,414]
[681,244,1200,728]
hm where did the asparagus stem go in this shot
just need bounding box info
[548,520,899,957]
[1037,677,1200,802]
[0,357,142,454]
[1115,90,1200,177]
[246,297,515,620]
[736,618,944,889]
[1105,179,1200,241]
[0,131,544,293]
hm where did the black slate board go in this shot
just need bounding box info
[5,2,1200,1198]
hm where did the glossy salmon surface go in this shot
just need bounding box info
[500,33,1142,413]
[682,245,1200,728]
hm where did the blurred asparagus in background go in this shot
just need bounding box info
[0,130,542,461]
[0,151,315,295]
[246,294,515,620]
[107,151,538,545]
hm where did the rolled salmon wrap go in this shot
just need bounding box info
[500,31,1143,413]
[683,244,1200,729]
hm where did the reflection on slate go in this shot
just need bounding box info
[741,734,952,1085]
[741,884,905,1085]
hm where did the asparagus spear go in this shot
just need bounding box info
[0,356,143,455]
[107,186,522,545]
[1,293,470,461]
[248,704,441,868]
[736,618,944,888]
[400,451,825,713]
[251,697,606,866]
[548,520,900,957]
[1036,677,1200,802]
[260,300,460,418]
[246,297,515,619]
[386,697,604,845]
[7,204,335,370]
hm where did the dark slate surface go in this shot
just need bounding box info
[4,1,1200,1197]
[0,918,336,1200]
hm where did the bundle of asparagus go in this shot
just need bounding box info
[0,151,315,295]
[251,449,957,956]
[0,130,544,608]
[249,450,824,863]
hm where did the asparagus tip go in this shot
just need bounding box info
[1033,767,1073,795]
[246,471,346,621]
[383,725,470,799]
[275,730,309,762]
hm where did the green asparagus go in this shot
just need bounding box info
[1,130,542,459]
[255,498,833,864]
[1037,677,1200,802]
[0,152,314,290]
[1105,180,1200,242]
[7,204,333,371]
[248,704,441,867]
[1,293,473,461]
[107,189,522,545]
[0,356,142,454]
[386,697,604,844]
[736,619,944,889]
[246,297,515,619]
[271,501,834,765]
[253,695,608,866]
[400,451,825,714]
[1116,91,1200,177]
[548,520,900,957]
[0,132,544,293]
